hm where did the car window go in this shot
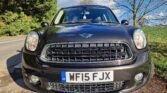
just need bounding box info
[53,6,118,24]
[54,10,64,24]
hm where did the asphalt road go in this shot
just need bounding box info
[0,36,32,93]
[0,36,166,93]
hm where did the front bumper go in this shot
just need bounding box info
[22,51,152,93]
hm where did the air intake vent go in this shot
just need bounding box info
[40,42,132,64]
[49,81,125,93]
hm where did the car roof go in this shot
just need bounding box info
[61,5,110,10]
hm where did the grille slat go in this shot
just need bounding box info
[42,43,132,63]
[49,81,125,93]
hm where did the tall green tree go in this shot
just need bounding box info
[0,0,57,22]
[0,0,57,36]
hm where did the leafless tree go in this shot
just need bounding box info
[115,0,167,26]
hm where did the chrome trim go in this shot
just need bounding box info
[40,42,134,64]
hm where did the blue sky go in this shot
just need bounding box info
[57,0,167,25]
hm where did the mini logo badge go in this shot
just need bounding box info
[80,33,93,38]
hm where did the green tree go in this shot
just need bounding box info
[0,0,57,36]
[0,0,57,22]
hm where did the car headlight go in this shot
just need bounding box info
[133,29,147,49]
[26,31,39,51]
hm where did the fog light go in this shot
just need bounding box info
[29,75,40,85]
[135,73,144,82]
[47,86,52,90]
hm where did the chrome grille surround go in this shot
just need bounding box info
[40,42,133,64]
[48,81,125,93]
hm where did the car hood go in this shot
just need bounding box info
[44,23,134,44]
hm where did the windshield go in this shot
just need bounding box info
[53,6,119,24]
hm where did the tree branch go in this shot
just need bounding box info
[137,0,152,22]
[136,0,144,12]
[119,4,134,13]
[137,0,167,22]
[145,1,167,15]
[128,0,134,7]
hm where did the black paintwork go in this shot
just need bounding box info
[24,23,147,57]
[22,5,152,93]
[23,5,148,55]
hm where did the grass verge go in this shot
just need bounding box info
[143,27,167,80]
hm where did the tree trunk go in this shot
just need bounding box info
[133,0,137,26]
[133,12,137,26]
[2,0,9,12]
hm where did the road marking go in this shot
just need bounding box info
[0,39,24,44]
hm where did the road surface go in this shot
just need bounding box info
[0,36,32,93]
[0,36,166,93]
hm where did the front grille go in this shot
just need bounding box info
[40,43,132,63]
[49,81,125,93]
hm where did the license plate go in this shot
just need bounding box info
[61,71,114,83]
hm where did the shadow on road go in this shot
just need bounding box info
[6,52,29,90]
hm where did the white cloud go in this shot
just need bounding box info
[94,0,116,6]
[144,12,167,20]
[57,0,79,8]
[93,0,122,17]
[144,11,167,26]
[159,12,165,16]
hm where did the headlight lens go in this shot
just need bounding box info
[133,29,147,49]
[26,31,39,51]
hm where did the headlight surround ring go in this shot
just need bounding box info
[133,29,147,49]
[25,31,39,51]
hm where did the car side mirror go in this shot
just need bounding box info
[41,22,49,27]
[121,20,129,25]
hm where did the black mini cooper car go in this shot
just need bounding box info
[22,5,153,93]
